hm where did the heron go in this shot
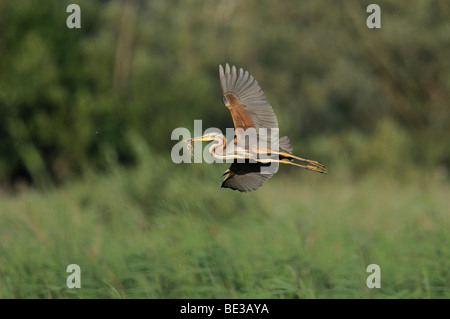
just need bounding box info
[186,64,327,192]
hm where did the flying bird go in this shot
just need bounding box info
[186,64,327,192]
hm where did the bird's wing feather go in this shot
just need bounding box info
[221,162,274,192]
[219,64,279,130]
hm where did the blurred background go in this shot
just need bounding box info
[0,0,448,298]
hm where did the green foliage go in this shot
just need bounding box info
[0,142,448,298]
[0,0,449,185]
[305,118,416,178]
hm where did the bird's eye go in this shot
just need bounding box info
[221,96,227,105]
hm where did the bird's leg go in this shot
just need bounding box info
[270,151,326,169]
[256,158,327,174]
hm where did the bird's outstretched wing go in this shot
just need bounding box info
[218,64,293,192]
[221,162,274,192]
[219,64,279,131]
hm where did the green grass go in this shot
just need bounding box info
[0,144,448,298]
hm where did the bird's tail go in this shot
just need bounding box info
[279,136,293,155]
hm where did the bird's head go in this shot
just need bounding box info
[185,133,223,159]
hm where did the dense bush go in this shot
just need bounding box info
[0,0,448,186]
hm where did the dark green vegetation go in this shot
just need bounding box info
[1,0,449,184]
[0,0,448,298]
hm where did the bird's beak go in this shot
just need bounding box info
[189,134,215,142]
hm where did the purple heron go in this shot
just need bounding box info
[187,64,327,192]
